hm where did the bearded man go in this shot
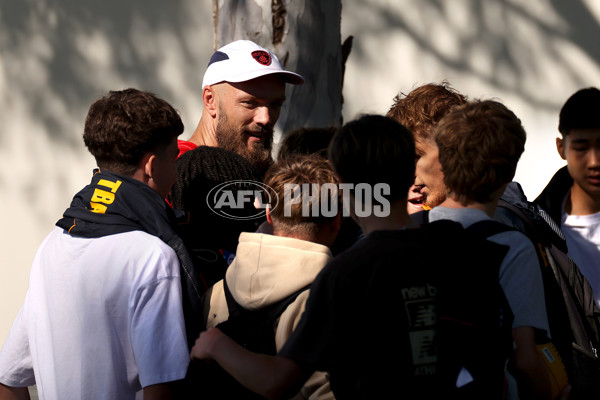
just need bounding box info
[180,40,304,175]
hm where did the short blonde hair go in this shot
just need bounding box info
[263,154,340,236]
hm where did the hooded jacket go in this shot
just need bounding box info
[205,232,334,399]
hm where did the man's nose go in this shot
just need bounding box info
[254,106,272,126]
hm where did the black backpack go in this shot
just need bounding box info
[415,216,514,398]
[188,279,309,399]
[495,182,600,399]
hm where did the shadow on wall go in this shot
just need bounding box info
[2,0,600,225]
[0,0,211,143]
[0,0,213,224]
[342,0,600,114]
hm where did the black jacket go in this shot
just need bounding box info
[534,166,573,227]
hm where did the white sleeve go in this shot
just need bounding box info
[130,256,190,388]
[0,294,35,387]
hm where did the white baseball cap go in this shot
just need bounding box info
[202,40,304,88]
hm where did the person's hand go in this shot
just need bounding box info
[190,327,225,361]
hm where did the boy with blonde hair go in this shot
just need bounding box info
[197,154,340,399]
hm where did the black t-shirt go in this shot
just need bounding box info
[279,221,508,399]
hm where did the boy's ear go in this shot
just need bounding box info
[556,137,566,160]
[265,204,274,226]
[144,153,157,179]
[130,152,155,187]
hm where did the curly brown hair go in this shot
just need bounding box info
[435,100,526,205]
[263,154,340,236]
[386,81,467,158]
[83,88,184,176]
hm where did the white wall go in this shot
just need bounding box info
[1,0,600,348]
[340,0,600,199]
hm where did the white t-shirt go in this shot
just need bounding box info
[562,210,600,309]
[0,227,190,400]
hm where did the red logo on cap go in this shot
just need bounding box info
[251,50,272,66]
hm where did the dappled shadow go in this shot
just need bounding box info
[344,0,600,113]
[1,0,599,252]
[1,0,209,145]
[0,0,213,225]
[549,0,600,63]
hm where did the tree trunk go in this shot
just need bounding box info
[212,0,347,145]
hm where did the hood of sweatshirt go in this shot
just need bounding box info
[225,232,333,310]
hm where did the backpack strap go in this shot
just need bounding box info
[497,198,568,253]
[264,285,311,328]
[199,285,214,332]
[223,278,243,318]
[497,198,541,237]
[223,278,311,331]
[496,199,557,269]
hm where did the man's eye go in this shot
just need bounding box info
[241,101,256,108]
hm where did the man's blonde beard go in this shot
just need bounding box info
[215,109,273,174]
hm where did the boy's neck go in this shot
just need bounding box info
[565,184,600,215]
[438,196,498,218]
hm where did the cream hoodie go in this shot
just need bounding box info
[206,232,334,400]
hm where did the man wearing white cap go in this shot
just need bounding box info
[180,40,304,175]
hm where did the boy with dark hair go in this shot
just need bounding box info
[421,100,560,399]
[168,146,264,354]
[170,146,263,284]
[386,81,467,213]
[535,87,600,309]
[0,89,190,399]
[190,114,511,399]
